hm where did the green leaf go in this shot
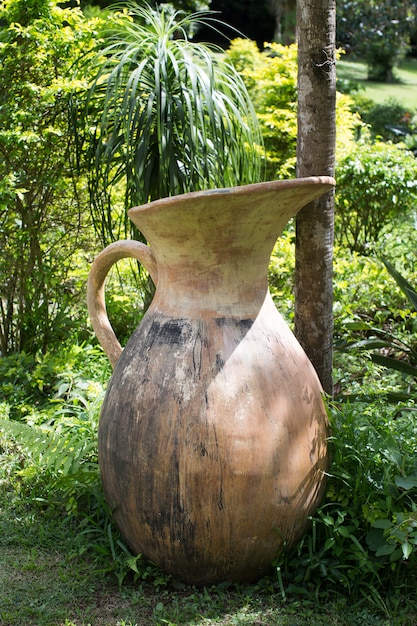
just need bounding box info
[371,354,417,378]
[382,258,417,312]
[375,543,396,557]
[405,287,417,311]
[389,547,404,562]
[347,338,392,350]
[395,475,417,490]
[324,537,336,551]
[372,519,392,530]
[366,529,386,552]
[337,525,353,538]
[401,541,413,559]
[342,320,373,331]
[376,434,402,470]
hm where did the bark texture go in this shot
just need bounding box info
[295,0,336,395]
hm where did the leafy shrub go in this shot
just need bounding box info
[0,0,99,355]
[359,98,415,142]
[276,255,417,604]
[225,39,298,178]
[335,141,417,253]
[0,343,110,420]
[338,258,417,404]
[278,400,417,604]
[268,228,296,323]
[225,39,359,178]
[335,93,364,160]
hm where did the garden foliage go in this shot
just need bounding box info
[338,258,417,404]
[0,0,100,355]
[279,400,417,603]
[72,3,263,245]
[337,0,416,81]
[335,141,417,253]
[1,338,416,603]
[0,0,417,617]
[225,39,360,179]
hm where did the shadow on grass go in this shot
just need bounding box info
[0,496,408,626]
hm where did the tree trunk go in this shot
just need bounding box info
[295,0,336,395]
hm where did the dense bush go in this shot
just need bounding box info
[359,98,413,142]
[278,399,417,604]
[0,343,110,421]
[320,266,417,599]
[335,141,417,253]
[0,0,101,355]
[226,39,359,178]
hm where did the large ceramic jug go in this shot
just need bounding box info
[87,177,335,585]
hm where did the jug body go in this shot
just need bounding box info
[99,295,328,584]
[88,178,335,584]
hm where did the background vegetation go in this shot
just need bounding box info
[1,1,417,624]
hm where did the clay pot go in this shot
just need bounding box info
[87,177,335,585]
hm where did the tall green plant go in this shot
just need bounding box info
[73,2,263,244]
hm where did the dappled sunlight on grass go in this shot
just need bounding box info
[337,57,417,109]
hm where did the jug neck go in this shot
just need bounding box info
[151,261,270,318]
[128,179,335,316]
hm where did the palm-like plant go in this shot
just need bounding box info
[74,2,263,243]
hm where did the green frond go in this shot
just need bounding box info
[73,1,263,243]
[0,417,98,478]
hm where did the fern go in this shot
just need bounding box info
[0,377,104,513]
[0,418,97,477]
[0,417,99,517]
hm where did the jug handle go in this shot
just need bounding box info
[87,240,158,369]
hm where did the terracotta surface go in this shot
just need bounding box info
[87,177,335,584]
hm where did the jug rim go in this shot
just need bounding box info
[128,176,335,216]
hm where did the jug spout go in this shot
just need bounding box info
[128,177,335,253]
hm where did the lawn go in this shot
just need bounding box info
[0,531,404,626]
[337,56,417,110]
[0,511,396,626]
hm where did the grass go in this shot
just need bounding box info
[0,546,400,626]
[337,56,417,109]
